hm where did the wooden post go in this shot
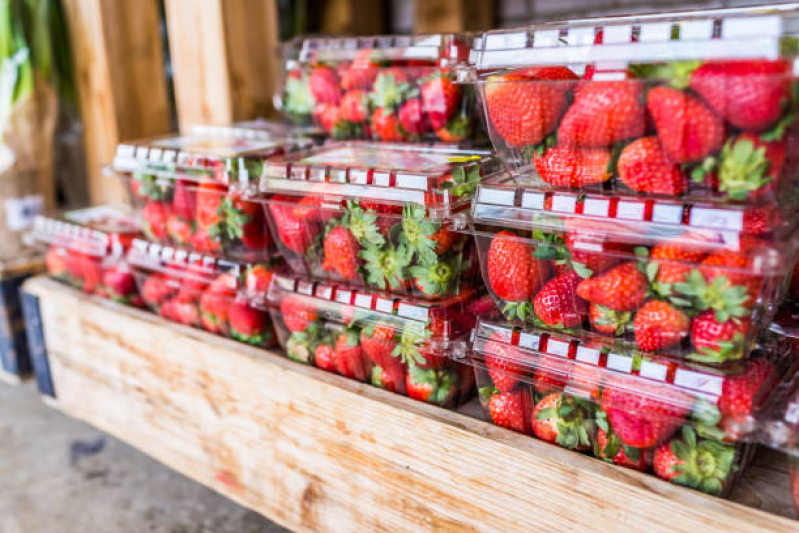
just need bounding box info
[164,0,281,131]
[62,0,173,204]
[318,0,386,35]
[415,0,495,33]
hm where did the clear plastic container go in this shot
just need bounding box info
[127,239,278,348]
[460,175,798,363]
[110,124,313,261]
[267,271,494,406]
[30,206,142,305]
[469,315,788,496]
[278,34,482,143]
[259,142,499,299]
[463,5,799,206]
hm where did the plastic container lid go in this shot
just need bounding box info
[31,206,140,258]
[468,5,799,71]
[469,315,788,442]
[759,369,799,458]
[260,142,499,219]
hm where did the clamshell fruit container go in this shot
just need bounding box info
[278,34,482,143]
[127,239,278,348]
[31,206,142,305]
[260,142,500,300]
[460,175,799,363]
[463,5,799,206]
[468,316,790,497]
[110,124,313,261]
[267,271,494,406]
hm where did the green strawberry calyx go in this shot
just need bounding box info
[392,327,432,367]
[283,74,315,119]
[502,301,534,322]
[439,163,481,198]
[133,172,171,201]
[716,137,773,201]
[370,71,413,112]
[596,409,641,464]
[478,386,501,404]
[207,197,251,244]
[407,362,459,405]
[332,120,364,139]
[371,365,387,388]
[674,270,748,322]
[361,243,412,290]
[689,331,745,364]
[591,304,632,336]
[230,327,271,347]
[668,426,736,496]
[409,254,458,297]
[535,394,595,450]
[400,204,438,264]
[286,329,319,365]
[344,202,385,248]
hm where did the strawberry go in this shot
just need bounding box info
[690,311,750,363]
[697,243,761,307]
[103,267,137,303]
[718,358,775,419]
[534,145,612,188]
[205,193,269,251]
[576,262,648,312]
[558,81,645,147]
[480,387,531,434]
[314,342,337,372]
[617,137,687,195]
[371,69,410,110]
[334,330,370,381]
[321,226,361,281]
[601,374,692,448]
[564,233,626,276]
[142,274,175,308]
[292,195,336,224]
[650,241,707,285]
[286,329,320,365]
[228,301,271,346]
[268,196,318,254]
[487,231,551,320]
[142,201,170,241]
[689,59,792,132]
[715,133,786,201]
[595,410,649,471]
[195,182,226,230]
[421,73,460,130]
[484,71,570,147]
[338,90,368,122]
[533,270,588,328]
[172,180,196,221]
[532,353,572,394]
[653,427,736,496]
[406,363,459,406]
[279,295,317,333]
[160,297,200,326]
[45,247,68,278]
[79,255,104,294]
[166,214,194,245]
[199,273,237,334]
[361,244,411,292]
[371,365,402,393]
[567,362,603,401]
[398,98,428,136]
[308,66,341,104]
[589,303,631,336]
[434,117,470,143]
[484,332,527,393]
[314,102,340,133]
[189,227,222,253]
[532,392,594,450]
[340,49,379,90]
[633,300,689,351]
[371,107,405,141]
[360,323,406,393]
[244,265,274,296]
[647,86,724,163]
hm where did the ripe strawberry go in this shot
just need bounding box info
[653,427,736,495]
[244,265,274,296]
[690,311,750,363]
[361,324,406,393]
[532,392,593,450]
[314,342,337,372]
[314,102,340,133]
[371,364,402,393]
[558,81,645,147]
[633,300,689,351]
[567,362,604,401]
[166,214,194,245]
[716,133,786,201]
[103,267,136,302]
[595,410,649,471]
[172,180,196,221]
[286,329,319,365]
[487,230,533,300]
[142,201,170,241]
[576,262,648,312]
[689,59,792,132]
[650,241,707,285]
[398,98,428,136]
[406,363,459,406]
[371,107,405,141]
[647,86,724,163]
[79,255,104,294]
[228,301,271,346]
[199,273,237,334]
[421,73,460,130]
[228,194,270,251]
[321,226,361,281]
[532,353,572,394]
[534,145,612,188]
[268,195,318,254]
[279,295,317,333]
[195,182,226,230]
[601,375,692,448]
[718,358,775,419]
[617,137,687,195]
[484,332,527,393]
[480,387,531,434]
[340,49,379,90]
[334,330,370,381]
[189,227,222,253]
[142,274,175,308]
[484,72,569,147]
[533,270,588,328]
[45,247,68,278]
[308,66,341,104]
[589,303,632,336]
[434,116,470,143]
[564,233,626,275]
[160,297,200,326]
[698,243,762,306]
[338,90,368,122]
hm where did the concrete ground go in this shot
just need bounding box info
[0,381,287,533]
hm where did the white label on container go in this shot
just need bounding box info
[575,346,600,365]
[603,24,632,44]
[680,20,714,40]
[398,303,428,322]
[568,27,595,46]
[521,192,545,210]
[639,360,668,382]
[606,353,633,373]
[582,198,610,217]
[518,332,540,350]
[546,338,570,358]
[550,194,577,213]
[652,203,683,225]
[640,22,673,43]
[689,207,744,231]
[673,369,723,396]
[616,201,645,220]
[5,195,43,231]
[478,186,515,206]
[722,15,780,39]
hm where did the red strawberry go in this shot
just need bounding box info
[160,297,200,326]
[595,424,649,471]
[718,358,775,419]
[142,201,170,241]
[558,81,645,147]
[195,182,226,230]
[567,362,603,401]
[689,59,792,132]
[589,303,631,336]
[103,267,136,301]
[601,375,692,448]
[314,343,337,372]
[166,214,194,245]
[633,300,690,351]
[534,145,612,188]
[334,330,370,381]
[338,90,368,122]
[406,363,459,406]
[650,241,707,285]
[484,332,527,393]
[533,270,588,328]
[371,107,405,141]
[717,133,786,201]
[244,265,274,296]
[45,247,68,277]
[279,295,317,333]
[487,230,533,300]
[340,50,379,90]
[79,256,104,294]
[532,392,593,450]
[653,427,736,495]
[481,387,531,434]
[484,72,570,147]
[142,274,175,308]
[189,227,222,253]
[647,86,724,163]
[564,233,626,275]
[371,365,402,393]
[172,180,196,221]
[291,195,335,224]
[690,311,750,363]
[308,66,341,104]
[576,262,648,312]
[421,73,460,130]
[228,301,271,346]
[268,196,318,254]
[617,137,687,195]
[199,273,237,334]
[314,102,340,133]
[532,353,571,394]
[398,98,428,136]
[361,324,406,393]
[321,226,361,281]
[699,242,762,306]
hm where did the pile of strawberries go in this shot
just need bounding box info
[282,53,474,143]
[45,245,139,306]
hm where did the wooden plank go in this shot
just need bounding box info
[164,0,280,131]
[414,0,494,33]
[62,0,172,204]
[25,277,799,533]
[319,0,385,35]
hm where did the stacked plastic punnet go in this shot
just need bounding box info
[30,206,142,306]
[453,6,799,497]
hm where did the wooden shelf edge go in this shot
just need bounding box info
[23,277,798,533]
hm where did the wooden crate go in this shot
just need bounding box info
[22,277,798,532]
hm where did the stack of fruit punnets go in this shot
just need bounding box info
[260,142,499,300]
[268,271,494,405]
[110,124,312,261]
[465,174,797,363]
[465,7,799,206]
[31,206,142,305]
[470,316,791,496]
[127,239,277,348]
[279,34,479,143]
